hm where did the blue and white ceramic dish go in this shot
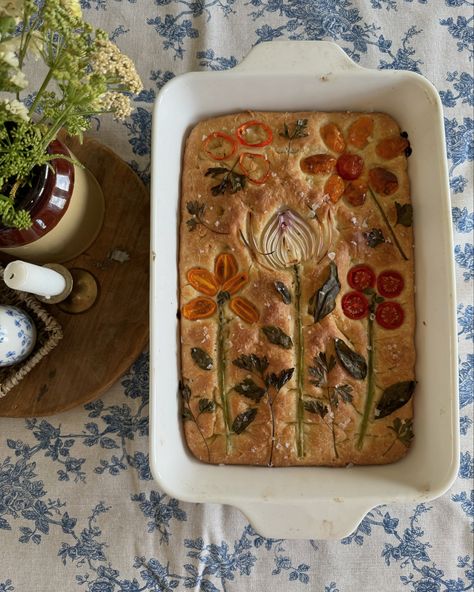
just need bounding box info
[0,305,37,367]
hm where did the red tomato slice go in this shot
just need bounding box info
[239,152,270,184]
[377,270,404,298]
[347,265,376,291]
[237,120,273,147]
[376,301,404,329]
[203,131,237,161]
[341,291,369,320]
[337,153,364,180]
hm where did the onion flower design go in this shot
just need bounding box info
[182,253,259,454]
[243,208,333,458]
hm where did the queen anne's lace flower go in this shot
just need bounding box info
[59,0,81,19]
[96,91,132,121]
[0,98,29,121]
[92,38,143,95]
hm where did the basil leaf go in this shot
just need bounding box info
[234,378,266,402]
[395,202,413,227]
[262,326,293,349]
[308,262,341,323]
[232,354,269,375]
[334,338,367,380]
[191,347,213,371]
[375,381,416,419]
[266,368,294,391]
[274,281,292,304]
[232,408,257,434]
[303,400,328,418]
[198,398,215,413]
[363,228,385,248]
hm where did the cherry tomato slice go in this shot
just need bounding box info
[203,131,237,161]
[369,167,399,196]
[239,152,270,184]
[320,123,346,153]
[237,120,273,147]
[377,270,404,298]
[341,291,369,320]
[344,180,368,206]
[347,265,376,291]
[337,153,364,180]
[376,136,410,159]
[324,174,345,203]
[375,301,404,329]
[347,116,374,149]
[300,154,336,175]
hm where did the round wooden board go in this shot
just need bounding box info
[0,136,149,417]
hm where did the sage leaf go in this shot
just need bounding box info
[191,347,213,371]
[234,378,266,402]
[198,398,215,413]
[262,326,293,349]
[232,354,269,375]
[334,338,367,380]
[266,368,294,391]
[274,281,292,304]
[308,262,341,323]
[395,202,413,227]
[232,408,257,434]
[375,381,416,419]
[363,228,385,248]
[179,381,191,403]
[303,399,328,418]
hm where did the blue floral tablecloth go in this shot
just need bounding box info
[1,1,473,591]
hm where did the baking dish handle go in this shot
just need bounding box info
[237,500,373,540]
[235,41,362,76]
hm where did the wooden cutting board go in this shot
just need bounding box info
[0,135,149,417]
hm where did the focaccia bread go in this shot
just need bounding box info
[179,111,415,467]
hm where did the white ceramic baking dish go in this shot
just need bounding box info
[149,41,459,540]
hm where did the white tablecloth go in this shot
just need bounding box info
[1,1,473,590]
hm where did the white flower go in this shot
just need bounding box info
[0,98,29,121]
[92,38,143,94]
[95,91,132,120]
[10,69,27,88]
[0,0,23,18]
[59,0,81,18]
[0,49,19,68]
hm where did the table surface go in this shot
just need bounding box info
[1,2,473,591]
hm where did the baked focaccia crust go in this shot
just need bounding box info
[179,111,415,466]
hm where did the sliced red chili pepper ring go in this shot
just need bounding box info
[347,265,376,291]
[375,301,404,329]
[239,152,270,185]
[341,291,369,320]
[377,270,405,298]
[237,120,273,147]
[203,131,237,161]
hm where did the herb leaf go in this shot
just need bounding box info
[280,119,309,140]
[233,354,269,376]
[179,380,191,403]
[234,378,266,402]
[182,408,193,421]
[198,398,215,413]
[274,281,292,304]
[375,381,416,419]
[363,228,385,248]
[334,338,367,380]
[191,347,213,371]
[205,166,247,196]
[186,201,205,217]
[303,399,328,417]
[308,262,341,323]
[333,384,353,405]
[262,326,293,349]
[387,417,414,447]
[232,408,257,434]
[395,202,413,227]
[266,368,294,391]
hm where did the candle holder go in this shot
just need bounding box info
[36,263,74,304]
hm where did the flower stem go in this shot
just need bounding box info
[357,300,375,450]
[28,68,55,116]
[294,265,305,458]
[268,392,276,466]
[328,389,339,459]
[368,187,408,261]
[217,304,231,455]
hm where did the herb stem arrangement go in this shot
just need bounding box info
[0,0,142,229]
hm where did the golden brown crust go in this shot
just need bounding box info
[179,111,416,467]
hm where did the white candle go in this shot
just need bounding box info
[4,260,66,298]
